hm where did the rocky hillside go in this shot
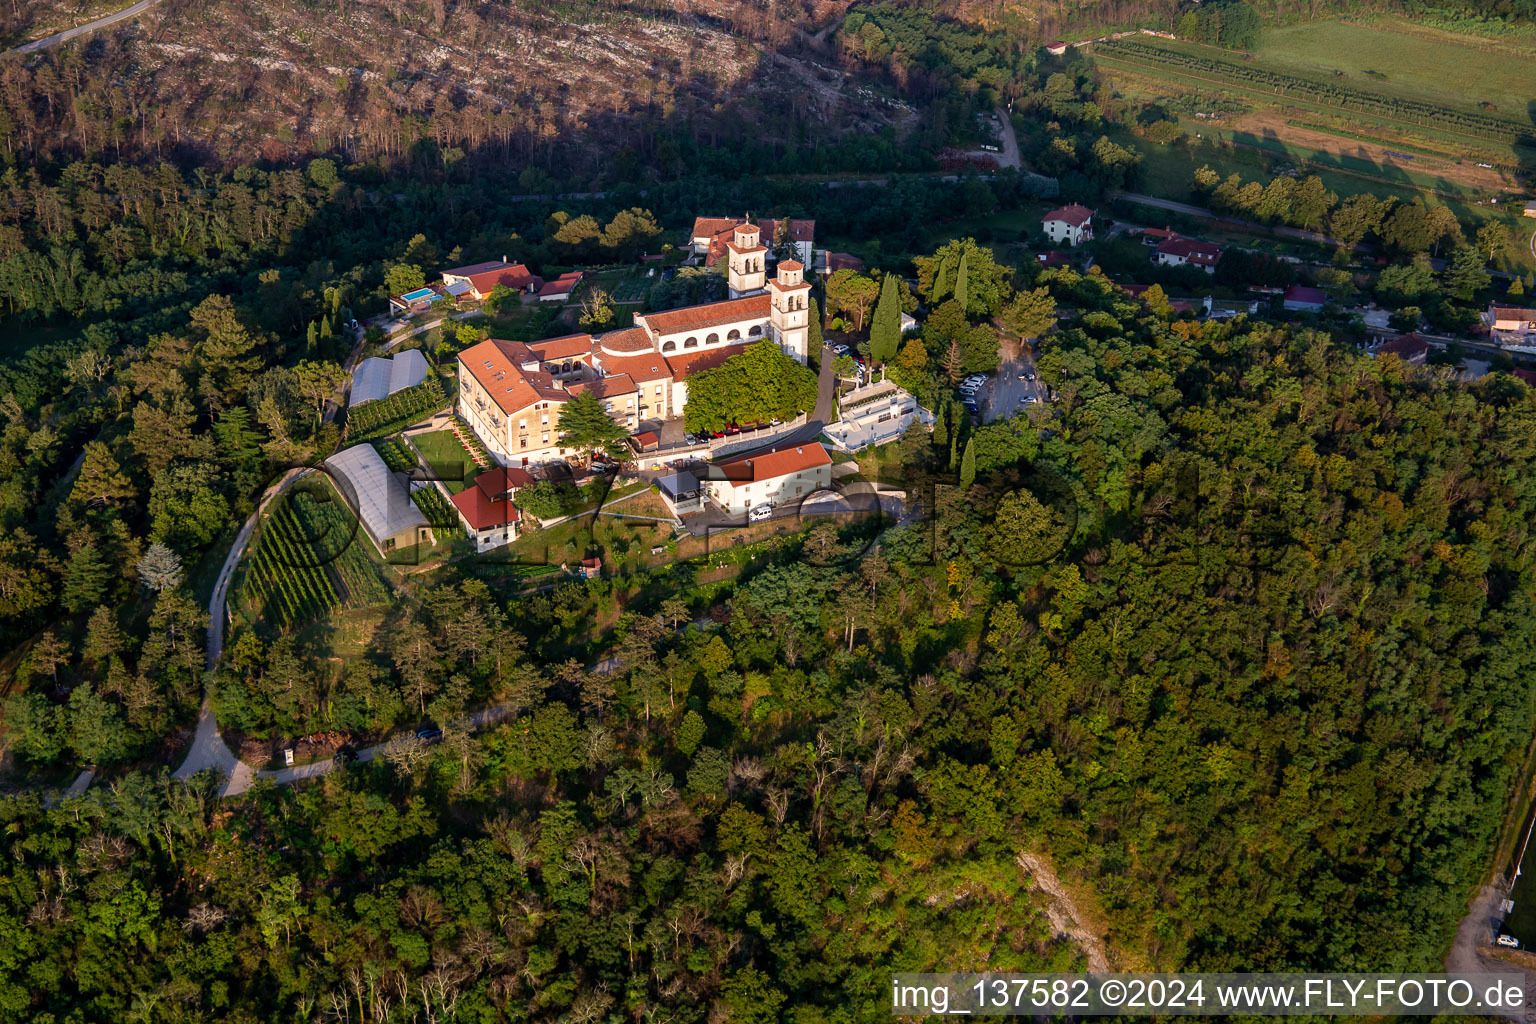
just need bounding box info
[0,0,924,175]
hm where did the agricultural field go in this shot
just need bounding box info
[1251,19,1535,117]
[1091,19,1536,192]
[238,481,393,629]
[343,376,448,442]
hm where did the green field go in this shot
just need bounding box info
[408,429,482,493]
[1248,19,1534,116]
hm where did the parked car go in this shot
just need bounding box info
[334,744,359,764]
[416,726,443,744]
[748,503,774,523]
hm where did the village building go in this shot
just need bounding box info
[1283,285,1329,313]
[1487,303,1536,348]
[823,380,932,452]
[1154,237,1222,272]
[1372,333,1431,365]
[1041,204,1094,247]
[456,248,810,468]
[656,471,704,517]
[325,444,431,555]
[440,260,543,302]
[449,467,531,550]
[537,271,584,303]
[692,216,816,268]
[704,442,833,514]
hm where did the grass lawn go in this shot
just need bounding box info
[409,429,482,493]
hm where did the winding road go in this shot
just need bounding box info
[7,0,160,55]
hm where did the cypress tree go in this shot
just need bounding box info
[933,256,956,302]
[870,273,901,364]
[933,401,949,449]
[306,321,318,352]
[954,250,971,313]
[808,298,823,349]
[960,436,976,489]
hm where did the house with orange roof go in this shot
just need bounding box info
[449,467,533,550]
[440,260,544,302]
[704,441,833,514]
[1042,204,1094,246]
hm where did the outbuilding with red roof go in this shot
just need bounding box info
[1042,204,1094,247]
[704,441,833,514]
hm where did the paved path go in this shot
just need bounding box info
[9,0,159,54]
[175,327,365,795]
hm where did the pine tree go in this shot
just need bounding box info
[28,629,69,686]
[69,441,136,509]
[63,545,110,614]
[557,391,628,465]
[943,339,964,384]
[870,273,902,364]
[960,437,976,490]
[954,251,971,313]
[137,542,184,593]
[83,606,125,669]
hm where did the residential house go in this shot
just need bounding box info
[1046,41,1069,55]
[656,471,704,516]
[1042,204,1094,246]
[440,260,543,303]
[1372,333,1430,365]
[1154,237,1222,272]
[704,442,833,514]
[325,444,431,555]
[449,467,532,550]
[1283,285,1329,313]
[1487,303,1536,348]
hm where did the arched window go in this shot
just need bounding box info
[748,325,762,337]
[727,329,741,341]
[684,337,698,349]
[662,340,676,353]
[561,360,572,373]
[706,333,719,345]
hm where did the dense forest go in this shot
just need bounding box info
[5,282,1536,1017]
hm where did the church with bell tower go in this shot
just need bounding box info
[726,220,768,299]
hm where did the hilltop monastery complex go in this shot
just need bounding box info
[457,221,812,468]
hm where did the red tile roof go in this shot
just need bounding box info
[666,342,751,381]
[1491,305,1536,321]
[460,338,569,416]
[1284,285,1328,306]
[715,442,831,484]
[826,252,864,273]
[641,295,771,337]
[1513,369,1536,387]
[600,352,672,383]
[451,485,521,531]
[693,217,814,243]
[778,259,804,272]
[536,272,583,298]
[568,374,637,399]
[527,334,593,361]
[474,466,534,499]
[1044,203,1093,227]
[1156,237,1222,265]
[1376,333,1430,361]
[442,260,542,297]
[597,326,655,355]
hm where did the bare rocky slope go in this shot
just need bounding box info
[0,0,919,172]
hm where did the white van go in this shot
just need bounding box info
[748,503,774,523]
